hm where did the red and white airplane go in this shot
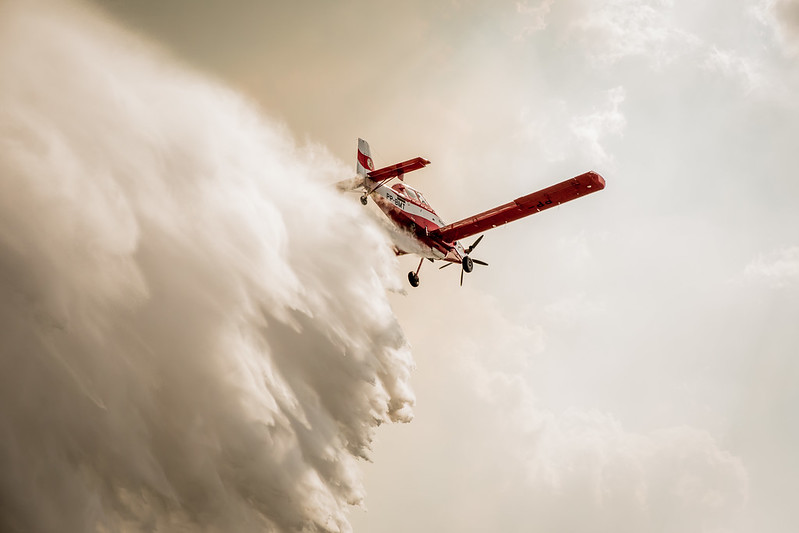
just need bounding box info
[343,138,606,287]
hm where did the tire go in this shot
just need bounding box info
[462,256,474,273]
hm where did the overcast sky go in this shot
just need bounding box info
[73,1,799,531]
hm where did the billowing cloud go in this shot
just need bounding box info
[570,0,701,66]
[515,0,555,39]
[370,287,748,533]
[0,2,413,532]
[743,246,799,287]
[518,86,626,166]
[704,46,765,92]
[478,380,748,533]
[570,86,626,165]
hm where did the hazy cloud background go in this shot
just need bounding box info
[3,0,798,531]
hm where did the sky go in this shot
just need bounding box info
[3,0,799,531]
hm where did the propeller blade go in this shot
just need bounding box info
[472,259,489,266]
[460,267,464,287]
[466,235,484,254]
[439,262,454,270]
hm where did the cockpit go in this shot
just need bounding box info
[392,183,431,208]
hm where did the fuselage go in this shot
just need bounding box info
[368,178,466,263]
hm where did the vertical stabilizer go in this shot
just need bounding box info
[356,138,375,177]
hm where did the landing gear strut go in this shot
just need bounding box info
[408,257,424,288]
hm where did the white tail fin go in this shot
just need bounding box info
[356,138,375,177]
[335,138,373,191]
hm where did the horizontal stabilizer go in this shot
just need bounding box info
[431,171,605,243]
[367,157,431,182]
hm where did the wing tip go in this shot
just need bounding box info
[584,171,606,190]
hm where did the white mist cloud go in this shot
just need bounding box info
[0,2,413,532]
[518,86,625,166]
[367,287,748,533]
[571,0,701,66]
[743,246,799,287]
[515,0,555,39]
[570,86,626,165]
[704,46,765,93]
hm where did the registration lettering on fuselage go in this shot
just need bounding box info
[385,191,406,210]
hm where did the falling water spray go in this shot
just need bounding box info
[0,2,414,531]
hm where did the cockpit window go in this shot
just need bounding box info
[392,183,431,208]
[405,186,429,207]
[404,188,420,203]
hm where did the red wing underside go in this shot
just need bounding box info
[367,157,431,182]
[431,171,606,243]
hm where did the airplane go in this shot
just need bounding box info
[340,138,605,287]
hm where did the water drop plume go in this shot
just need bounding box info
[0,1,414,531]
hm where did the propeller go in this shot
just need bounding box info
[465,235,484,254]
[439,236,489,286]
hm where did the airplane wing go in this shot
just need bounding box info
[430,171,605,243]
[367,157,431,182]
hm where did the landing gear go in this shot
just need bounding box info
[407,257,425,288]
[360,195,368,205]
[462,255,474,273]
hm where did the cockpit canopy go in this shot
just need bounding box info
[392,183,430,208]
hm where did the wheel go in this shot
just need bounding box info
[408,271,420,287]
[360,195,368,205]
[462,255,474,273]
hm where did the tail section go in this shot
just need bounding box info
[338,138,430,192]
[358,138,431,183]
[357,138,375,177]
[336,138,372,191]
